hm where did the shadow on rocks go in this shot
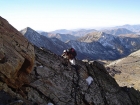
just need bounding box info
[121,86,140,105]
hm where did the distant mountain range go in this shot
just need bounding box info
[20,26,140,60]
[49,29,97,36]
[39,31,78,42]
[68,32,140,60]
[20,27,71,55]
[38,27,140,42]
[45,24,140,36]
[102,28,134,36]
[115,24,140,33]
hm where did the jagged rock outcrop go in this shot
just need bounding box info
[0,16,140,105]
[28,47,139,105]
[1,46,140,104]
[0,16,35,88]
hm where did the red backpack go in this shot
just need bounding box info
[68,48,77,58]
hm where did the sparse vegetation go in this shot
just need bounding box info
[105,50,140,90]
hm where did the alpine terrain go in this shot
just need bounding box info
[20,27,71,55]
[68,31,140,60]
[21,29,140,60]
[39,31,78,42]
[106,49,140,90]
[102,28,134,36]
[0,16,140,105]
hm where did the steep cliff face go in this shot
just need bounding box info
[0,16,140,105]
[0,16,35,88]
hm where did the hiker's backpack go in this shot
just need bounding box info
[68,48,77,58]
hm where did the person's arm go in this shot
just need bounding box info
[61,53,65,57]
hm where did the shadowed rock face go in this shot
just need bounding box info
[0,16,140,105]
[0,16,35,88]
[30,47,140,105]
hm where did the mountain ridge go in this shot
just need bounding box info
[20,27,71,55]
[50,28,97,36]
[39,31,78,42]
[73,32,140,60]
[0,16,140,105]
[21,27,140,60]
[102,28,134,36]
[115,24,140,32]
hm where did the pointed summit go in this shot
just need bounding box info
[78,31,107,42]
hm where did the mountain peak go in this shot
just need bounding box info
[78,31,105,42]
[24,27,34,32]
[20,27,37,35]
[26,27,32,30]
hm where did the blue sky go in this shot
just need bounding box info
[0,0,140,31]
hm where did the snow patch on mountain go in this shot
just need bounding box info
[20,27,71,55]
[98,34,116,48]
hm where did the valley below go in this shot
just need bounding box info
[105,50,140,90]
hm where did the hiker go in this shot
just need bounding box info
[62,48,77,65]
[61,50,68,59]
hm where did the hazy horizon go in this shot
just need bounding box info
[1,0,140,31]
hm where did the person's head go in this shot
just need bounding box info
[62,50,69,59]
[63,50,67,53]
[62,49,74,59]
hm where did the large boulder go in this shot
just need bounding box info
[0,16,35,88]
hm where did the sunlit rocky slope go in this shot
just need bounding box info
[106,49,140,90]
